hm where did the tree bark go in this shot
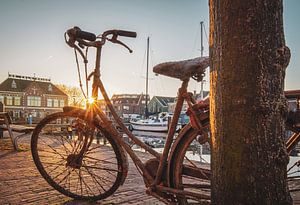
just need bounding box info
[209,0,291,204]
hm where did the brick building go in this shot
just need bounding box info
[0,74,68,123]
[110,94,149,117]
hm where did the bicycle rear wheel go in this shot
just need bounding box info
[287,130,300,192]
[169,126,211,204]
[31,112,126,201]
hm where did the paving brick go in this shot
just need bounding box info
[0,136,164,205]
[2,134,299,205]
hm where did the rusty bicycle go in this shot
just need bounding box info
[30,26,300,204]
[31,26,212,204]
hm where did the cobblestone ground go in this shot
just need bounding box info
[0,134,163,205]
[1,133,300,204]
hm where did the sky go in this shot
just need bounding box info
[0,0,299,98]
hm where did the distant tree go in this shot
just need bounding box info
[209,0,291,204]
[56,84,85,107]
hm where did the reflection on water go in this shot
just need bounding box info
[124,130,211,163]
[132,130,168,138]
[124,130,168,149]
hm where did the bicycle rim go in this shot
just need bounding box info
[169,127,211,204]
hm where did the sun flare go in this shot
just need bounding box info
[87,97,95,104]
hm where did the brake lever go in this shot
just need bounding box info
[108,35,133,53]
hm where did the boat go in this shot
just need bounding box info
[129,112,180,132]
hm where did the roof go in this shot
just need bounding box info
[0,77,67,96]
[154,96,175,107]
[285,90,300,99]
[111,94,150,100]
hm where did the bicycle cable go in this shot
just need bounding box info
[74,48,87,99]
[84,47,89,97]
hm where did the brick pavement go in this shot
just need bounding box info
[1,133,300,204]
[0,135,163,205]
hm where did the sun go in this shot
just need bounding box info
[87,97,95,104]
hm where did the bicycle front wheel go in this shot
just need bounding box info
[169,126,211,204]
[31,112,126,201]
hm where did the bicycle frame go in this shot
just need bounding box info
[85,42,201,198]
[62,28,212,202]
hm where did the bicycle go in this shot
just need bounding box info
[31,26,211,204]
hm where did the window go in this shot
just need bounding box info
[6,96,13,105]
[60,99,64,107]
[11,80,17,88]
[14,97,21,106]
[53,99,59,107]
[13,111,20,118]
[27,96,41,106]
[0,96,4,103]
[123,105,130,111]
[47,99,52,107]
[48,84,52,92]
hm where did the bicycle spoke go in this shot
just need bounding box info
[42,159,66,169]
[75,169,95,196]
[51,167,69,181]
[81,166,115,184]
[39,138,67,160]
[57,169,72,185]
[84,155,118,165]
[55,134,72,154]
[82,163,107,192]
[81,165,119,173]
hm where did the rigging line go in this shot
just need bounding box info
[139,48,147,77]
[150,47,156,70]
[74,49,87,99]
[191,22,201,56]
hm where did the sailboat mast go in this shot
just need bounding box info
[200,21,204,57]
[145,37,149,117]
[200,21,204,100]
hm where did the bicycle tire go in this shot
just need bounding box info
[31,112,126,201]
[286,129,300,192]
[169,126,211,204]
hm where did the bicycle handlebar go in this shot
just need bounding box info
[76,30,97,41]
[67,27,96,42]
[115,30,137,38]
[66,27,137,52]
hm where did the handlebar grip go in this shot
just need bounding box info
[75,30,97,41]
[115,30,137,38]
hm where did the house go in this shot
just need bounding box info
[148,96,175,114]
[285,90,300,111]
[168,91,209,113]
[111,94,150,117]
[0,74,68,123]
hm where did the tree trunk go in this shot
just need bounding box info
[209,0,291,204]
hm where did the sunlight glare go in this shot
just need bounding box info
[87,97,95,104]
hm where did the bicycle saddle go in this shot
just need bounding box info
[153,57,209,81]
